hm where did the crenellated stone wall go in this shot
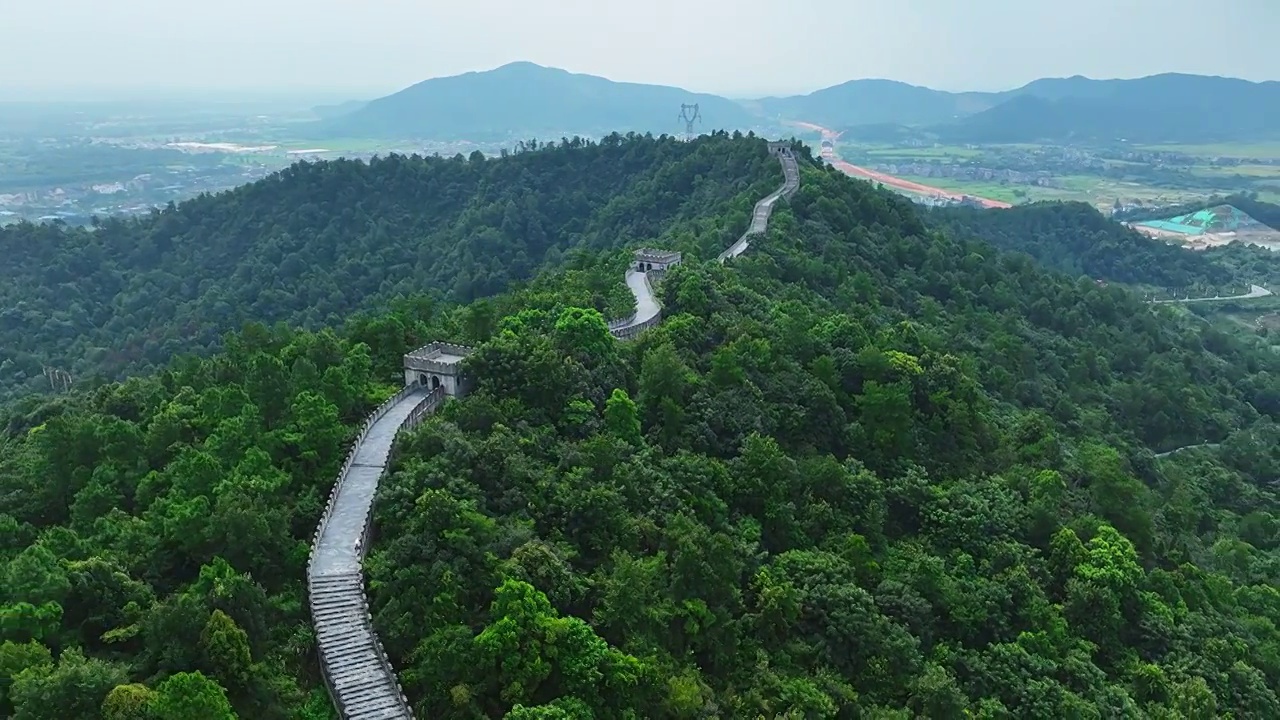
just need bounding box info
[306,383,446,719]
[631,248,682,273]
[767,141,792,158]
[310,141,802,719]
[402,342,474,396]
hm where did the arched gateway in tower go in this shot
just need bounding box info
[402,341,474,396]
[630,248,682,275]
[309,145,802,719]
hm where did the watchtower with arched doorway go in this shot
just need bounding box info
[767,141,791,158]
[403,341,475,397]
[631,248,682,276]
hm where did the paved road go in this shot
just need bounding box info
[1151,284,1273,304]
[788,120,1012,209]
[1154,442,1220,459]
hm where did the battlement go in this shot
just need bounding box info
[405,341,472,360]
[403,341,474,396]
[632,248,682,273]
[307,144,802,719]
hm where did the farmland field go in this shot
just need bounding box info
[891,174,1213,206]
[837,141,1280,208]
[861,146,984,160]
[1133,142,1280,160]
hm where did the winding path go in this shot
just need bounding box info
[1148,284,1273,304]
[306,143,802,718]
[1153,442,1220,459]
[719,151,801,261]
[623,269,661,325]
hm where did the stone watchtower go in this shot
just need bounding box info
[767,141,792,158]
[631,248,682,275]
[402,341,474,397]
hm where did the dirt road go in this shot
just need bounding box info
[787,121,1012,209]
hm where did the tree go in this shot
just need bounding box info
[0,641,52,716]
[4,544,70,606]
[199,610,252,689]
[603,389,642,447]
[636,343,694,447]
[553,307,614,365]
[504,697,593,719]
[9,648,127,720]
[151,672,235,720]
[473,579,650,714]
[101,683,158,720]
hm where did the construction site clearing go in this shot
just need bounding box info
[1128,204,1280,252]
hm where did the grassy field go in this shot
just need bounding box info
[1133,142,1280,160]
[1192,164,1280,178]
[862,146,983,160]
[276,137,402,153]
[891,174,1212,206]
[840,139,1280,208]
[889,176,1051,204]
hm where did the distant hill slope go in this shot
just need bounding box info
[0,133,783,402]
[311,99,368,120]
[757,78,997,128]
[925,200,1234,288]
[822,73,1280,144]
[321,62,757,140]
[314,67,1277,144]
[937,74,1280,143]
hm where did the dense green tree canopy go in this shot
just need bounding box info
[1,136,1277,718]
[365,158,1280,717]
[0,131,783,404]
[928,201,1243,290]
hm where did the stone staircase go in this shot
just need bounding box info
[306,141,802,719]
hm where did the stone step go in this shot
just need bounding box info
[304,155,798,719]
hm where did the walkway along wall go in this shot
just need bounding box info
[718,147,800,262]
[306,385,447,719]
[305,142,802,719]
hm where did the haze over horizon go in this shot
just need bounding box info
[2,0,1278,102]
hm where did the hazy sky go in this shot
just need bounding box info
[3,0,1277,100]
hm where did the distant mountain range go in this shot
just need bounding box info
[314,63,1280,145]
[871,74,1280,144]
[318,62,754,141]
[759,73,1280,144]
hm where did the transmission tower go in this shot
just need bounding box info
[678,103,702,141]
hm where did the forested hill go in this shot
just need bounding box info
[931,83,1280,144]
[926,201,1238,289]
[793,74,1280,144]
[371,165,1280,716]
[1117,193,1280,232]
[4,140,1278,717]
[0,132,785,404]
